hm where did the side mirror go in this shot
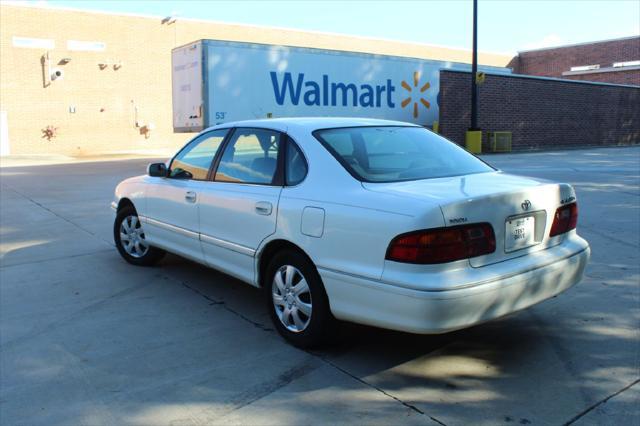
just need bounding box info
[147,162,168,177]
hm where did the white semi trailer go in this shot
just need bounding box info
[172,39,510,132]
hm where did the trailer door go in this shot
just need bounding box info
[172,42,204,132]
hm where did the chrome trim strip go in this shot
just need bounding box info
[200,233,255,257]
[139,215,255,256]
[141,216,199,240]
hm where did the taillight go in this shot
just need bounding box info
[386,223,495,264]
[550,202,578,237]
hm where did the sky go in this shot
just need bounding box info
[13,0,640,54]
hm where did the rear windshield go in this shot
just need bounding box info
[313,126,494,182]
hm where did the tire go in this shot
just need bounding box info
[113,205,165,266]
[265,249,336,348]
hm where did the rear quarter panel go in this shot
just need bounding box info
[275,190,444,280]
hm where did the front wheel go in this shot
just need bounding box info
[114,206,165,266]
[265,250,335,348]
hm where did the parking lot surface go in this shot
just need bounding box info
[1,147,638,425]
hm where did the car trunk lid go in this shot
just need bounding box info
[363,171,575,267]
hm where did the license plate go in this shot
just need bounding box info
[505,216,535,252]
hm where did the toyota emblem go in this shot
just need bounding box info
[521,200,532,211]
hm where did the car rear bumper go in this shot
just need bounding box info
[319,236,590,334]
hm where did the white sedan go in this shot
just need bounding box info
[112,118,590,347]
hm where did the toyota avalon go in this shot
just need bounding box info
[111,118,590,347]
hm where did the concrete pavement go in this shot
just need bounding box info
[1,147,638,425]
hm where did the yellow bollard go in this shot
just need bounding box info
[465,130,482,154]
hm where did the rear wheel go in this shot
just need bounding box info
[265,250,335,348]
[114,206,165,266]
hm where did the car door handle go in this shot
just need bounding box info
[255,201,272,215]
[185,191,197,203]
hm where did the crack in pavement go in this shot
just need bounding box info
[177,278,273,332]
[563,378,640,425]
[1,275,157,350]
[203,362,320,422]
[315,354,447,425]
[1,184,114,247]
[580,224,639,249]
[174,274,446,424]
[0,248,114,269]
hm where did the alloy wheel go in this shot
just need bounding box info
[119,215,149,258]
[272,265,313,332]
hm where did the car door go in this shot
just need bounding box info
[197,127,284,283]
[144,128,229,263]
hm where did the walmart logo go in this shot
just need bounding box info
[401,71,431,118]
[270,72,396,108]
[270,71,431,118]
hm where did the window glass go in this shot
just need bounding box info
[325,132,353,156]
[215,128,281,184]
[314,126,494,182]
[170,129,228,180]
[285,139,308,185]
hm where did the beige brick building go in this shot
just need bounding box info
[0,3,511,156]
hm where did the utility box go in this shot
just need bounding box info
[489,131,512,152]
[171,40,511,132]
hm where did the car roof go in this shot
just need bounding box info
[204,117,420,133]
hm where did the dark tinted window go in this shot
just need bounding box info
[314,126,494,182]
[285,139,308,186]
[215,128,281,184]
[170,129,228,180]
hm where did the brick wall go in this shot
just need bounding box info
[438,70,640,151]
[507,36,640,85]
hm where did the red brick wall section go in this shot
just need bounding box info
[511,37,640,77]
[438,70,640,151]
